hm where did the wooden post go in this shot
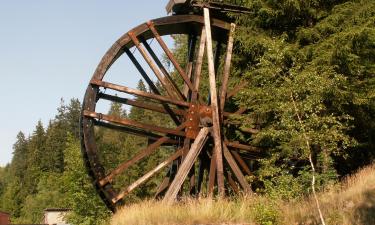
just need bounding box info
[204,7,225,196]
[163,127,210,203]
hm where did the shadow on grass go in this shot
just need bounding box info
[354,188,375,225]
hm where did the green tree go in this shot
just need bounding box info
[62,135,110,225]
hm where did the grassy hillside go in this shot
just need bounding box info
[110,163,375,225]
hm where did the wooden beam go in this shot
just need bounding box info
[225,141,262,153]
[183,34,197,98]
[128,32,180,100]
[124,47,181,125]
[163,127,210,202]
[227,82,247,99]
[223,144,252,193]
[84,110,185,137]
[90,79,190,107]
[219,23,236,118]
[226,171,239,194]
[98,123,186,187]
[112,149,183,203]
[147,21,195,92]
[98,93,186,116]
[204,7,225,196]
[191,27,206,101]
[231,150,252,175]
[141,37,186,101]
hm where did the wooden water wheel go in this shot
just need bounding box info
[80,1,261,211]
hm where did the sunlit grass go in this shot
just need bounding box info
[110,163,375,225]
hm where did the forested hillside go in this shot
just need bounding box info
[0,0,374,224]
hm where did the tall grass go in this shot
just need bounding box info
[110,163,375,225]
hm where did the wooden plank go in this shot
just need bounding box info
[225,141,262,152]
[183,35,197,98]
[90,79,190,107]
[231,150,252,175]
[141,38,186,101]
[163,127,210,202]
[84,110,186,137]
[219,23,236,117]
[191,27,206,101]
[128,32,180,100]
[124,47,181,125]
[226,171,239,194]
[147,21,195,92]
[227,82,247,99]
[204,8,225,196]
[98,123,186,186]
[223,144,252,193]
[98,93,186,116]
[112,149,183,203]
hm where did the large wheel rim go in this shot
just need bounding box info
[80,14,261,211]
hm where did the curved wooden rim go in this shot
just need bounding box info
[80,15,231,211]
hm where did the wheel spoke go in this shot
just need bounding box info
[98,93,186,116]
[183,34,197,97]
[112,148,184,203]
[91,79,190,107]
[98,123,186,187]
[94,120,177,144]
[163,127,210,202]
[219,23,236,116]
[141,37,186,101]
[225,170,240,194]
[124,47,181,125]
[231,150,252,175]
[191,27,206,101]
[223,144,252,193]
[128,32,182,100]
[147,21,195,92]
[84,110,186,137]
[224,141,262,153]
[227,82,247,99]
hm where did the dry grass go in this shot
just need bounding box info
[110,163,375,225]
[283,163,375,225]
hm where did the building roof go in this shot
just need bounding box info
[44,208,71,212]
[0,210,10,215]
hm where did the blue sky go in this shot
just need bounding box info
[0,0,169,166]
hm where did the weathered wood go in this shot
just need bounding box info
[204,8,225,196]
[93,120,175,143]
[163,127,210,202]
[90,79,190,107]
[225,141,262,152]
[124,47,181,125]
[227,82,247,99]
[231,150,252,175]
[191,27,206,101]
[223,144,252,193]
[226,171,239,194]
[128,32,180,100]
[183,35,197,97]
[147,21,195,92]
[84,110,186,137]
[141,37,186,101]
[112,149,183,203]
[219,23,236,116]
[98,123,186,186]
[98,93,186,116]
[207,149,216,195]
